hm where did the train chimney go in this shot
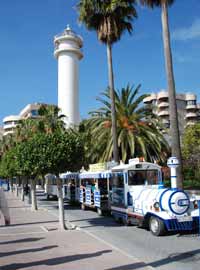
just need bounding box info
[167,157,179,189]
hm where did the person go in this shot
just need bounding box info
[23,184,30,196]
[0,187,10,226]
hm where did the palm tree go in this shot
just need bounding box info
[85,84,170,163]
[37,104,66,134]
[15,118,39,143]
[77,0,137,164]
[138,0,183,188]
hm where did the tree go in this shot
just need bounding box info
[0,148,18,181]
[77,0,137,163]
[39,131,84,230]
[85,84,169,163]
[138,0,183,188]
[14,130,84,229]
[182,123,200,187]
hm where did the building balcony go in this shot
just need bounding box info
[157,91,168,100]
[3,123,18,130]
[3,129,15,136]
[158,110,169,117]
[143,96,153,104]
[158,102,169,108]
[185,93,196,101]
[185,120,197,127]
[143,93,157,104]
[186,104,197,110]
[3,115,21,123]
[185,112,197,118]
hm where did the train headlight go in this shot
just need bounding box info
[153,202,160,211]
[193,200,198,209]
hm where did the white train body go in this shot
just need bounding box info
[111,159,199,236]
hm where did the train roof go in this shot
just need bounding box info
[79,170,112,179]
[111,161,161,171]
[60,172,79,179]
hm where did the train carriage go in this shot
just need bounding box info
[110,158,200,236]
[60,172,80,202]
[79,170,112,215]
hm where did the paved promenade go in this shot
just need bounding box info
[0,191,153,270]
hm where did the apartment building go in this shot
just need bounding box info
[0,126,4,139]
[3,103,45,136]
[143,90,200,137]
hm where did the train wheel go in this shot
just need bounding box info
[149,216,166,236]
[123,218,130,226]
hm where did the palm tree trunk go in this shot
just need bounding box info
[56,177,67,230]
[107,43,119,163]
[30,179,38,210]
[161,3,183,189]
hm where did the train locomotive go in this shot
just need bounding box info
[110,157,199,236]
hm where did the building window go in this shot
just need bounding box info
[187,100,196,106]
[31,110,38,116]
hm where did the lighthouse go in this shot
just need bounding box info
[54,25,83,127]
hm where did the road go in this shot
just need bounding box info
[37,192,200,270]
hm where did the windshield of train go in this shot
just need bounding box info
[128,170,159,185]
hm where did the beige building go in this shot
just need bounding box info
[143,90,200,138]
[2,103,45,136]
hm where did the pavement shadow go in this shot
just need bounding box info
[8,206,30,209]
[0,245,57,258]
[105,262,147,270]
[150,248,200,267]
[0,249,112,270]
[0,237,45,245]
[7,219,58,227]
[71,216,124,228]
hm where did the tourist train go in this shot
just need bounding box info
[45,157,200,236]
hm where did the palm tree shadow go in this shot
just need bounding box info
[1,249,112,270]
[104,248,200,270]
[150,248,200,268]
[105,262,147,270]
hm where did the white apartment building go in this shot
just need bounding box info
[3,103,45,136]
[143,90,200,137]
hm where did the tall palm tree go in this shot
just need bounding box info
[138,0,183,188]
[85,84,170,163]
[77,0,137,163]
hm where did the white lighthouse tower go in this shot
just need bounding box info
[54,25,83,127]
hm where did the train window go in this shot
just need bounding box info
[98,179,107,194]
[128,170,158,185]
[111,173,124,188]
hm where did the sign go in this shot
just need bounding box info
[89,161,118,172]
[85,187,92,205]
[79,188,84,203]
[94,190,101,207]
[89,163,107,172]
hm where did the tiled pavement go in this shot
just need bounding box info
[0,191,153,270]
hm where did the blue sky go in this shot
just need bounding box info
[0,0,200,124]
